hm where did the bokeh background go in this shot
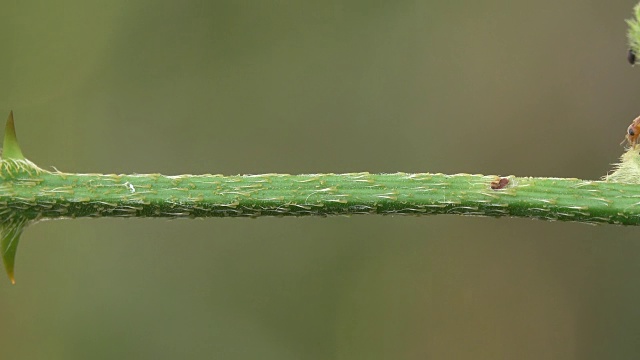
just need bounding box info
[1,0,640,359]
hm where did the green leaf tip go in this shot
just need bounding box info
[3,111,25,160]
[628,3,640,63]
[0,219,27,284]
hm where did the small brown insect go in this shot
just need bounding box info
[629,48,637,66]
[623,115,640,148]
[490,177,509,190]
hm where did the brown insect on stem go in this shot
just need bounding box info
[623,115,640,149]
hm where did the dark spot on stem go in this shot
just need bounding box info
[490,177,509,190]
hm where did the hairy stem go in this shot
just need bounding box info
[2,161,639,225]
[2,106,640,283]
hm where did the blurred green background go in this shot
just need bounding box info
[1,0,640,359]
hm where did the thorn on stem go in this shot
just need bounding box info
[3,111,25,160]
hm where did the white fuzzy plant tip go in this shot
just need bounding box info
[606,148,640,184]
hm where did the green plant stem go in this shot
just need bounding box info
[2,111,640,283]
[3,161,640,225]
